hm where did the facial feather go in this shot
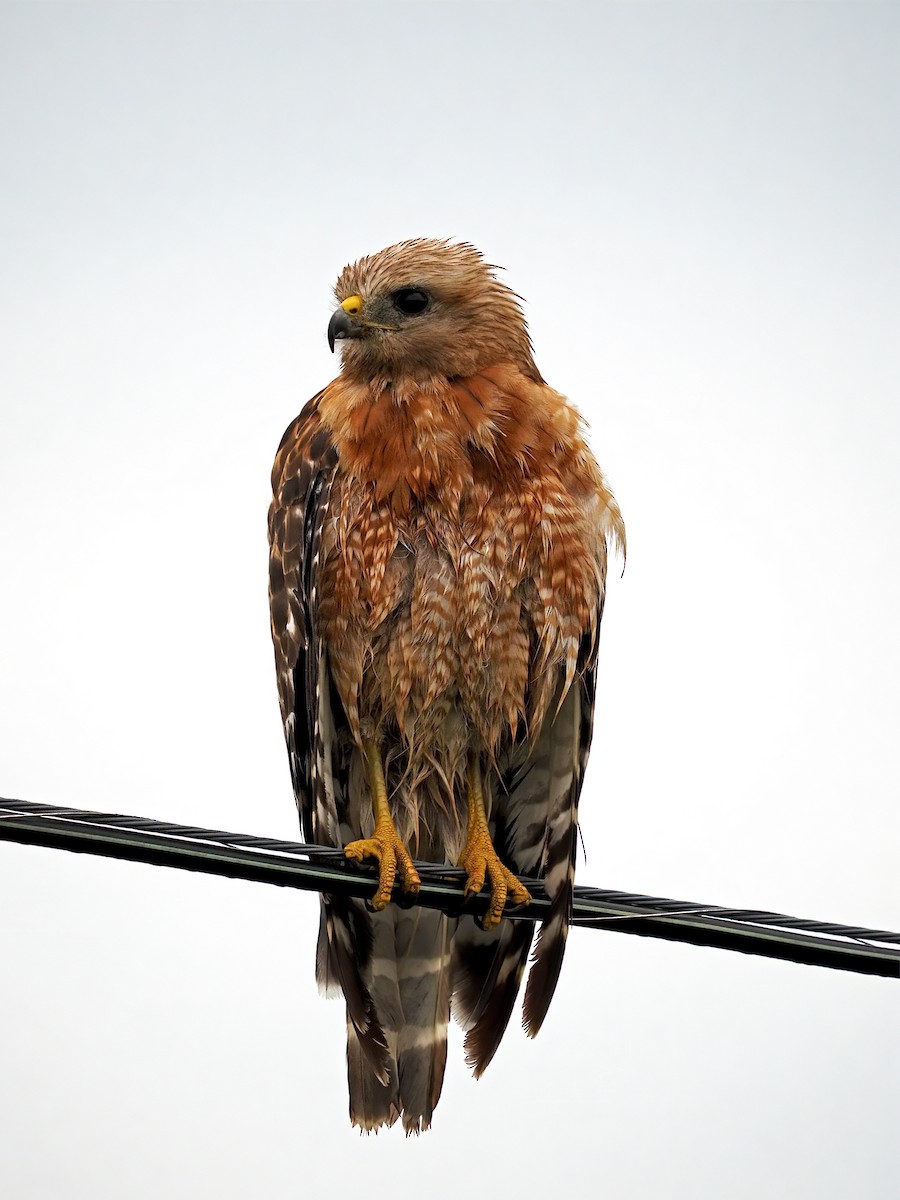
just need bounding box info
[333,238,542,383]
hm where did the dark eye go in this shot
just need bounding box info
[392,288,430,315]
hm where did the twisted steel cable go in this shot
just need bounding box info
[1,796,896,978]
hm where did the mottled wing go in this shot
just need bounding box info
[268,395,392,1082]
[268,392,337,842]
[452,619,602,1073]
[519,624,599,1036]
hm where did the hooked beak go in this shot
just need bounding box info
[327,307,360,353]
[328,294,400,352]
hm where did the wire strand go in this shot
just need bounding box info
[1,796,897,979]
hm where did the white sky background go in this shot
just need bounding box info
[1,1,897,1195]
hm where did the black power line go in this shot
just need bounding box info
[1,796,897,979]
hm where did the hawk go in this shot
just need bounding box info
[268,239,624,1132]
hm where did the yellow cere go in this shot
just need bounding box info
[341,295,363,316]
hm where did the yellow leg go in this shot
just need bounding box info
[344,737,421,910]
[458,757,531,931]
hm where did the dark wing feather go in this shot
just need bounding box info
[451,918,532,1077]
[268,395,391,1081]
[521,626,599,1036]
[268,392,337,840]
[452,617,602,1071]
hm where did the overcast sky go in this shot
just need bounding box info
[1,2,897,1196]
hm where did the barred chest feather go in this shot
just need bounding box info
[316,364,622,771]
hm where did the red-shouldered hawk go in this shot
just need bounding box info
[268,239,624,1132]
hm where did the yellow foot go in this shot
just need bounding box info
[345,825,421,911]
[457,838,532,931]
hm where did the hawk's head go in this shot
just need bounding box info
[328,239,540,383]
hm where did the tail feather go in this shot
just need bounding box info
[342,906,454,1133]
[348,1022,399,1132]
[317,896,391,1082]
[395,908,454,1132]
